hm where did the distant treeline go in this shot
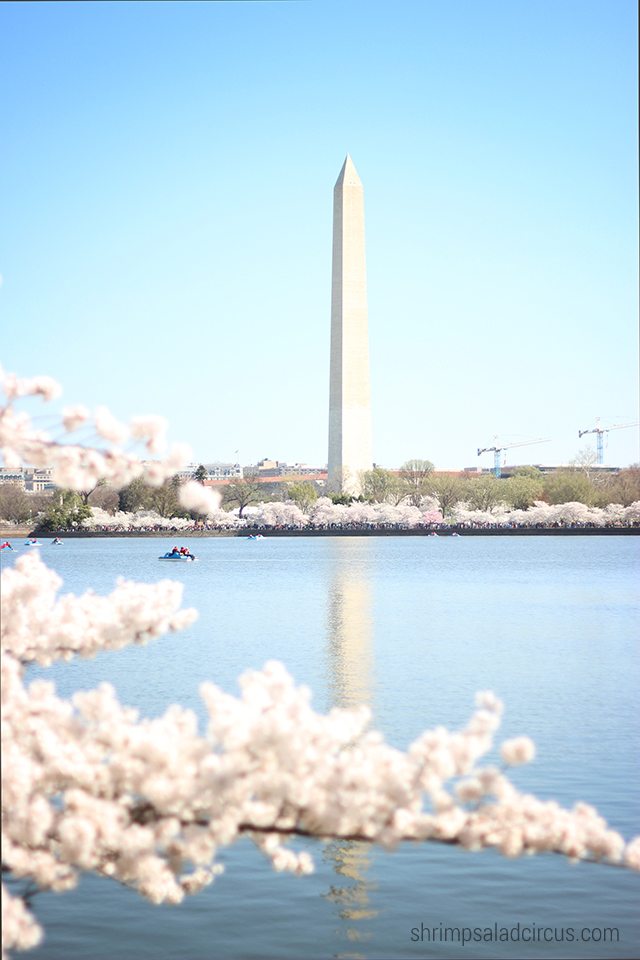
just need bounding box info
[1,462,639,529]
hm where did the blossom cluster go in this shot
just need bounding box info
[305,497,444,529]
[0,369,190,496]
[451,500,640,528]
[2,369,639,960]
[1,553,196,666]
[83,508,205,532]
[68,498,640,534]
[3,570,639,959]
[79,499,442,531]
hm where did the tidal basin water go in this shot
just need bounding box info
[4,535,639,959]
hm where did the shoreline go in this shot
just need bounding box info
[4,527,639,539]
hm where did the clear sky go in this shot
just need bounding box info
[1,0,638,470]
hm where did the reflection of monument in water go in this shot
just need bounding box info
[324,539,377,957]
[323,839,378,957]
[327,539,374,708]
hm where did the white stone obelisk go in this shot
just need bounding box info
[328,155,372,495]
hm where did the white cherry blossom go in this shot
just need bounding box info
[1,369,638,960]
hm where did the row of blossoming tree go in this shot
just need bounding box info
[1,369,639,960]
[4,496,640,534]
[27,497,639,533]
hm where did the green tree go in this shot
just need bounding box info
[118,477,154,513]
[286,481,318,513]
[423,475,465,518]
[543,470,598,506]
[361,467,404,504]
[503,474,544,510]
[194,465,208,484]
[39,491,93,531]
[150,477,184,518]
[465,476,507,512]
[511,466,544,480]
[398,459,435,505]
[119,476,185,518]
[329,492,361,505]
[223,479,262,518]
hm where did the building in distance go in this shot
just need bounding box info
[247,459,327,484]
[175,462,244,482]
[0,467,56,492]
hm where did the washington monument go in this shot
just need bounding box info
[328,155,373,494]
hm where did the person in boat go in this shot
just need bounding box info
[52,537,63,544]
[170,546,181,555]
[1,540,13,550]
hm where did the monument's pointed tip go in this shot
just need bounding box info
[335,154,362,189]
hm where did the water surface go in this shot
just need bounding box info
[3,536,639,959]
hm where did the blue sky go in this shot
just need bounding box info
[1,0,638,469]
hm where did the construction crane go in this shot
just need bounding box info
[578,419,639,465]
[477,438,549,478]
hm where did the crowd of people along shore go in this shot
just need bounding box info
[4,521,639,536]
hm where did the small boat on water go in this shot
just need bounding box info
[51,538,64,545]
[246,534,265,541]
[24,540,43,547]
[159,552,197,561]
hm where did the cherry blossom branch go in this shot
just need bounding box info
[2,367,639,960]
[0,369,189,493]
